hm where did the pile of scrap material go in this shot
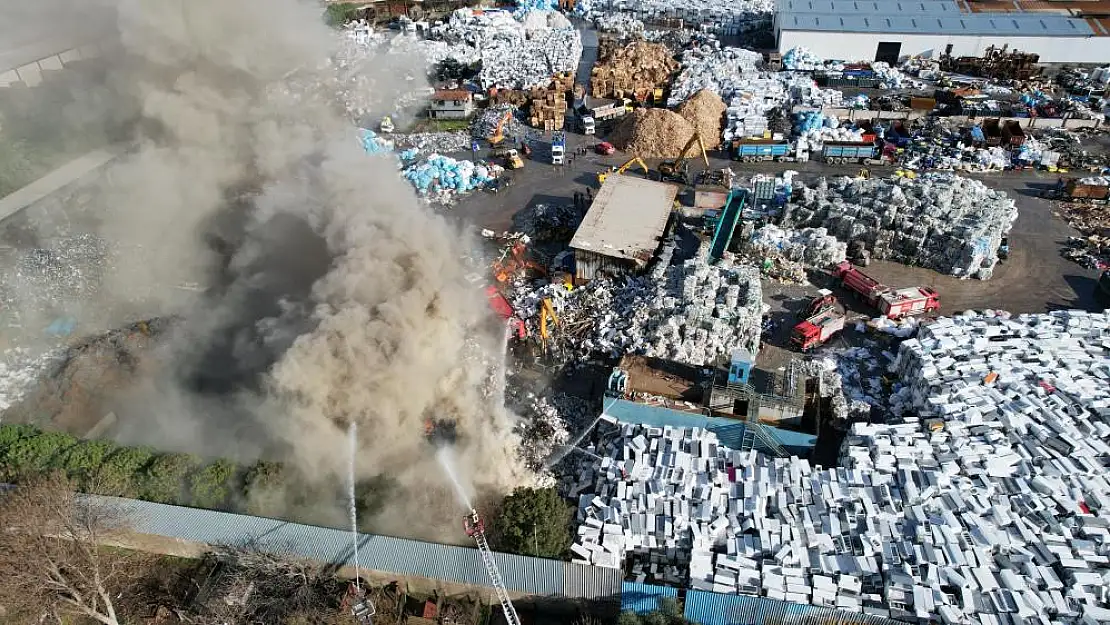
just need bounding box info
[511,202,586,242]
[667,43,763,106]
[784,174,1017,279]
[675,89,726,143]
[589,41,678,100]
[528,72,575,130]
[747,225,847,267]
[568,309,1110,619]
[507,256,762,366]
[608,108,695,158]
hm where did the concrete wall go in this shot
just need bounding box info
[778,29,1110,65]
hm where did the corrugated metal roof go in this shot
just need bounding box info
[569,176,677,265]
[780,0,1096,34]
[620,581,677,614]
[92,495,620,599]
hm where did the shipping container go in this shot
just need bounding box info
[910,97,937,111]
[1002,120,1026,148]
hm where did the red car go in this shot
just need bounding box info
[595,141,615,155]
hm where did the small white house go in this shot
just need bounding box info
[428,88,475,120]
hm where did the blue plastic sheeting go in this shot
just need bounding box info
[403,154,494,193]
[359,128,392,155]
[604,399,817,454]
[620,582,677,615]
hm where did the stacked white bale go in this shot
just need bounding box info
[785,174,1017,279]
[568,310,1110,624]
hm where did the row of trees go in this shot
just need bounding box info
[0,423,283,512]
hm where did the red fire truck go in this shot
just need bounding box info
[791,305,846,351]
[833,261,940,319]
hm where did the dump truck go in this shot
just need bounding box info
[731,139,790,162]
[833,261,940,318]
[1043,178,1110,203]
[822,141,877,164]
[791,305,845,351]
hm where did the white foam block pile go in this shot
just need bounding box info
[568,310,1110,625]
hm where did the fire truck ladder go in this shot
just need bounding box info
[465,511,522,625]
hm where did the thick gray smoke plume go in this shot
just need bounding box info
[14,0,536,539]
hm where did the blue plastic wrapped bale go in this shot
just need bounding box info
[970,126,985,142]
[400,148,420,161]
[359,128,391,155]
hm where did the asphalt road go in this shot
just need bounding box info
[451,131,1105,320]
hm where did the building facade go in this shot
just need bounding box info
[428,88,475,120]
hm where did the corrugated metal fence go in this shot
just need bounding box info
[684,590,900,625]
[91,495,622,601]
[621,581,677,615]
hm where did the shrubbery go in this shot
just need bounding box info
[0,424,278,513]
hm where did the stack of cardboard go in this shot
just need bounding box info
[528,72,574,130]
[590,41,678,102]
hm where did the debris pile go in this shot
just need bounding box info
[528,72,575,130]
[592,13,646,35]
[471,106,539,146]
[780,46,823,70]
[747,224,847,267]
[0,348,59,412]
[667,44,763,106]
[9,235,110,317]
[785,174,1017,279]
[676,89,727,142]
[509,256,762,365]
[393,131,471,153]
[623,0,774,36]
[589,41,679,100]
[511,202,586,241]
[609,109,696,158]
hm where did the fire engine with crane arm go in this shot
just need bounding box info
[833,261,939,318]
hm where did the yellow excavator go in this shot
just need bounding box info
[489,110,512,146]
[657,132,709,185]
[597,156,649,185]
[539,298,559,354]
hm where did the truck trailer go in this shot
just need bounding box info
[1043,178,1110,203]
[833,261,940,318]
[731,139,790,162]
[822,141,877,164]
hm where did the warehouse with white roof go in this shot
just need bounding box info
[774,0,1110,64]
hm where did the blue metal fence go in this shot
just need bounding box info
[620,581,677,615]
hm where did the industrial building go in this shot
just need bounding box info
[774,0,1110,64]
[569,176,677,282]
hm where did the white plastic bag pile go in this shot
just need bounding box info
[870,61,925,90]
[668,43,764,106]
[781,46,823,70]
[593,12,646,35]
[393,131,471,153]
[0,348,59,412]
[748,224,847,267]
[508,255,763,366]
[786,174,1017,279]
[591,0,774,36]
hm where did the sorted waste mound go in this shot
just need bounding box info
[609,108,695,158]
[676,89,726,143]
[3,318,177,435]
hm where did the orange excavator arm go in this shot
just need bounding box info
[490,111,511,145]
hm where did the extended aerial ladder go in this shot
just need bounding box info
[464,510,522,625]
[597,156,649,185]
[658,132,710,185]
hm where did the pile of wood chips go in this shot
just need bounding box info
[676,89,726,144]
[590,41,678,101]
[609,108,695,158]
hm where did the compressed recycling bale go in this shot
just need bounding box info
[608,109,695,158]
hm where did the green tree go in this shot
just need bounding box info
[619,612,643,625]
[0,423,40,448]
[189,459,237,510]
[94,447,155,498]
[324,2,362,26]
[59,440,118,488]
[141,453,201,504]
[491,487,572,559]
[0,429,79,479]
[242,460,286,516]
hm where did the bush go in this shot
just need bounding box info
[189,459,237,510]
[141,453,201,504]
[491,487,573,559]
[324,3,362,26]
[242,460,286,516]
[0,429,79,479]
[59,440,118,488]
[93,446,155,498]
[619,612,643,625]
[0,423,39,448]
